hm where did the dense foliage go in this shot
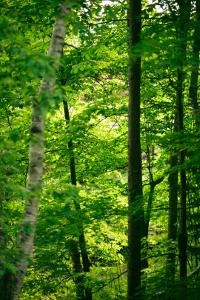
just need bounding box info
[0,0,200,299]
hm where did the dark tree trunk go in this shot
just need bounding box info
[68,239,85,300]
[63,99,92,300]
[127,0,143,298]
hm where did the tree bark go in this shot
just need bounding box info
[0,2,72,299]
[127,0,143,298]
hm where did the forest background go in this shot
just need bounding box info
[0,0,200,299]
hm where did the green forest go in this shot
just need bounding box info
[1,0,200,299]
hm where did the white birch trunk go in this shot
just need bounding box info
[0,2,72,299]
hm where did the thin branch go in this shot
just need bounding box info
[187,263,200,277]
[64,43,79,49]
[88,19,128,26]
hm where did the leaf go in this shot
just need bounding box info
[63,204,72,215]
[7,264,19,275]
[10,133,18,143]
[24,223,33,235]
[25,257,33,265]
[0,270,5,276]
[44,72,51,83]
[39,106,48,118]
[95,5,101,14]
[107,6,115,19]
[88,9,92,19]
[73,22,84,36]
[48,97,55,106]
[53,190,63,199]
[85,53,90,60]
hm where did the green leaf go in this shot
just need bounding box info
[44,72,51,83]
[7,264,19,275]
[25,257,33,265]
[73,21,84,36]
[95,5,101,14]
[88,9,92,18]
[24,223,33,235]
[48,97,55,106]
[39,106,48,118]
[10,133,19,143]
[63,204,72,215]
[0,270,5,276]
[107,7,115,19]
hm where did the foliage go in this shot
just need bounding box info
[1,0,200,299]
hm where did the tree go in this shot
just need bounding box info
[63,96,92,299]
[0,1,72,299]
[128,0,144,298]
[176,0,191,282]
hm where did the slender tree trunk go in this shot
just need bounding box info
[145,178,164,239]
[143,146,164,273]
[144,146,164,238]
[127,0,143,298]
[167,108,178,299]
[178,80,187,280]
[176,1,191,282]
[68,239,85,300]
[0,2,72,299]
[63,99,92,300]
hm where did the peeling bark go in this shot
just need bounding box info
[0,2,73,299]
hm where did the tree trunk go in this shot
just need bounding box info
[127,0,143,298]
[144,145,164,238]
[143,145,164,272]
[0,2,72,299]
[68,239,85,300]
[176,0,191,282]
[63,99,92,300]
[166,108,178,298]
